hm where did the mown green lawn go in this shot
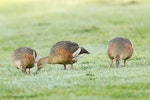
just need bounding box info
[0,0,150,100]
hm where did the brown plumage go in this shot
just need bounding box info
[107,37,133,68]
[11,47,37,74]
[37,41,89,71]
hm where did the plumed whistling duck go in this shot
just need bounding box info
[107,37,133,68]
[11,47,37,74]
[37,41,89,71]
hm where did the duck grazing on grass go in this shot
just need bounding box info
[11,47,37,74]
[107,37,133,68]
[37,41,89,71]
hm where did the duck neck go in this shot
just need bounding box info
[47,56,55,64]
[41,56,49,65]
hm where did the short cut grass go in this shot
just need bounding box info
[0,0,150,100]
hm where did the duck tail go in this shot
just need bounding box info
[72,47,90,61]
[80,47,90,54]
[72,48,81,58]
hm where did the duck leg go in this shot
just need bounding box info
[124,60,126,67]
[64,64,66,70]
[71,64,74,70]
[116,60,120,68]
[109,59,113,68]
[28,68,30,74]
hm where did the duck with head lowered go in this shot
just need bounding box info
[11,47,37,74]
[37,41,90,71]
[107,37,133,68]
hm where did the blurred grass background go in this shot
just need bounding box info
[0,0,150,100]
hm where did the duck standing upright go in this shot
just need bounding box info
[11,47,37,74]
[37,41,89,71]
[107,37,133,68]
